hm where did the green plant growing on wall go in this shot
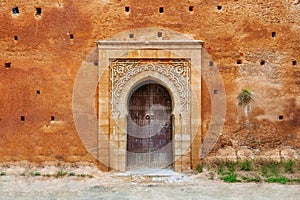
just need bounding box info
[237,88,254,118]
[237,88,254,106]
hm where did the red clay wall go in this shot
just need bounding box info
[0,0,299,166]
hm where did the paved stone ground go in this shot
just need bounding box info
[0,172,299,200]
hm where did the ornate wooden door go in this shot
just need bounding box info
[127,83,173,169]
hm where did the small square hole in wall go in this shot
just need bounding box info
[209,61,214,67]
[217,5,222,10]
[237,59,242,64]
[260,60,266,65]
[5,62,11,69]
[279,115,283,120]
[51,116,55,121]
[292,60,297,66]
[157,32,162,38]
[36,90,40,94]
[214,89,218,94]
[272,32,276,37]
[14,36,18,41]
[129,33,134,38]
[69,34,74,40]
[125,6,130,12]
[159,7,164,13]
[35,8,42,17]
[189,6,194,12]
[12,7,19,14]
[21,116,25,122]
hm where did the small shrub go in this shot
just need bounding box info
[283,160,295,173]
[268,162,280,177]
[196,165,203,173]
[261,165,269,177]
[226,162,236,173]
[217,163,225,175]
[35,172,41,176]
[69,172,75,176]
[261,161,281,177]
[237,88,254,106]
[266,177,289,184]
[240,160,252,171]
[209,172,215,180]
[290,178,300,183]
[0,172,6,176]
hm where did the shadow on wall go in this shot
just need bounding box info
[286,98,300,126]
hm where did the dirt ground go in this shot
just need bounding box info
[0,165,299,200]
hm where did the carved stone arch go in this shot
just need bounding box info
[111,59,190,119]
[123,76,179,117]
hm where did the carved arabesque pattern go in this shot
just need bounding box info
[110,59,190,114]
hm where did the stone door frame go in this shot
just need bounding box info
[97,40,203,172]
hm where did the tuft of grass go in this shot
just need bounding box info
[196,165,203,173]
[266,177,289,184]
[261,165,269,177]
[241,176,260,182]
[240,160,252,171]
[261,161,281,177]
[77,174,93,178]
[44,174,51,177]
[29,172,41,176]
[217,163,225,175]
[77,174,86,177]
[69,172,75,176]
[225,162,236,173]
[269,162,280,177]
[290,178,300,183]
[209,172,215,180]
[35,172,41,176]
[0,172,6,176]
[221,173,240,183]
[56,170,67,177]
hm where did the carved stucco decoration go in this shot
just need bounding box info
[110,59,190,115]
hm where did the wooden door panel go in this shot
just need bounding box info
[127,83,173,169]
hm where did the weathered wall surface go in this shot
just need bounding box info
[0,0,299,167]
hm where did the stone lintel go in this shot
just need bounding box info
[97,40,203,50]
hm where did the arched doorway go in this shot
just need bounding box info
[127,83,173,169]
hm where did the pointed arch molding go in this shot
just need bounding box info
[110,59,190,115]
